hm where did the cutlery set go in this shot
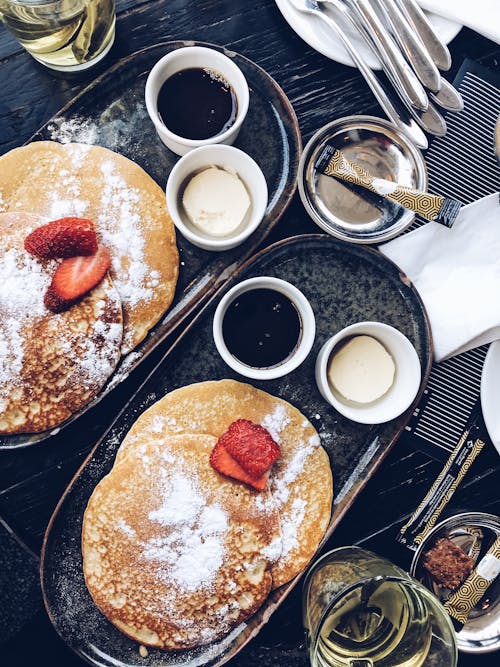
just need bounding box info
[288,0,464,148]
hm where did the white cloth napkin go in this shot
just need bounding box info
[381,193,500,361]
[419,0,500,45]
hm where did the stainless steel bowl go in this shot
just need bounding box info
[298,115,427,244]
[410,511,500,654]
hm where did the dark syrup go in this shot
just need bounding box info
[222,288,302,368]
[157,67,238,140]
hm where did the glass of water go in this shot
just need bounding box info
[303,546,457,667]
[0,0,115,71]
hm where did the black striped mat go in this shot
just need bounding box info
[402,60,500,458]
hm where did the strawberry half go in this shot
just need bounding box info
[209,419,281,490]
[219,419,281,479]
[210,441,269,491]
[44,245,111,313]
[25,217,98,259]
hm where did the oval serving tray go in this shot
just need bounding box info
[41,234,432,667]
[1,40,301,450]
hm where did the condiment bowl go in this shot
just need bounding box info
[315,321,421,424]
[145,46,249,156]
[298,116,427,244]
[166,144,268,251]
[213,276,316,380]
[410,512,500,655]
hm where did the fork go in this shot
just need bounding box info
[287,0,428,148]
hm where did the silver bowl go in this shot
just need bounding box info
[298,115,427,244]
[410,511,500,654]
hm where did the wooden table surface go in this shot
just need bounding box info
[1,1,499,665]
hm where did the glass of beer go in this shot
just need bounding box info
[303,546,457,667]
[0,0,115,71]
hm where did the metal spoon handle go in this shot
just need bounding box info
[312,7,428,148]
[413,99,447,136]
[346,0,429,111]
[429,77,464,112]
[378,0,440,92]
[393,0,451,70]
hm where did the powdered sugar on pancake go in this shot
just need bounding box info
[272,433,320,509]
[98,159,160,311]
[144,472,228,592]
[260,403,322,564]
[261,404,291,443]
[0,214,123,433]
[0,142,179,355]
[49,165,89,219]
[0,246,53,390]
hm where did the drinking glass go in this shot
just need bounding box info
[0,0,115,71]
[303,546,457,667]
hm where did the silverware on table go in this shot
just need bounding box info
[321,0,448,136]
[376,0,463,111]
[429,77,464,112]
[377,0,440,91]
[393,0,451,71]
[287,0,429,148]
[344,0,429,111]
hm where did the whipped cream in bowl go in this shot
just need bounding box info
[166,144,268,251]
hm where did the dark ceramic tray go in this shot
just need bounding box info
[1,40,301,450]
[41,234,433,667]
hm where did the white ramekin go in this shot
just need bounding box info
[166,144,268,251]
[145,46,249,156]
[315,321,421,424]
[213,277,316,380]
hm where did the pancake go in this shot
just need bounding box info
[116,379,333,589]
[82,434,282,650]
[0,211,123,434]
[0,141,179,353]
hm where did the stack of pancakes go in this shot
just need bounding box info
[0,142,178,434]
[83,380,333,650]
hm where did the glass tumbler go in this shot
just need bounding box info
[303,546,457,667]
[0,0,115,70]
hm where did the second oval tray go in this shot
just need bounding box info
[41,234,433,667]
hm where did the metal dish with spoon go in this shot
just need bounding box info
[298,115,427,243]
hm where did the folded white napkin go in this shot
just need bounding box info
[419,0,500,45]
[381,193,500,361]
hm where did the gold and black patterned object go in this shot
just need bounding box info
[316,145,463,228]
[444,536,500,629]
[397,403,485,551]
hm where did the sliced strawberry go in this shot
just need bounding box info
[25,217,98,259]
[44,245,111,313]
[210,440,269,490]
[218,419,281,479]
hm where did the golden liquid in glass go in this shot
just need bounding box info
[0,0,115,69]
[312,580,432,667]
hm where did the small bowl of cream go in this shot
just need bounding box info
[166,144,268,251]
[315,321,421,424]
